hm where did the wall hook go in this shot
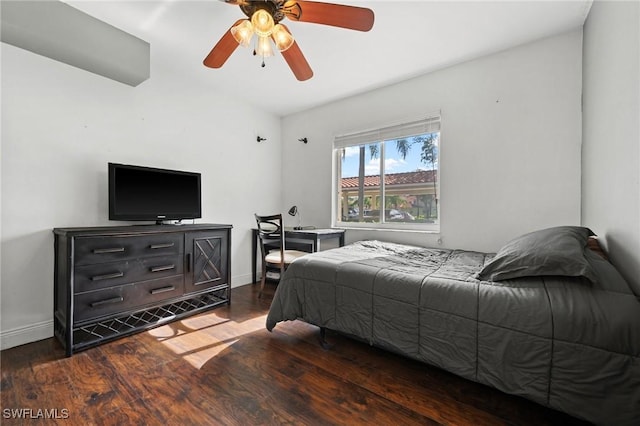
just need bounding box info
[257,136,266,142]
[298,137,308,144]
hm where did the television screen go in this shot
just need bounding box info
[109,163,201,222]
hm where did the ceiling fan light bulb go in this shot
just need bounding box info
[231,20,254,47]
[272,24,294,52]
[256,35,274,57]
[251,9,275,37]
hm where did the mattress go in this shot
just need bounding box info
[266,239,640,425]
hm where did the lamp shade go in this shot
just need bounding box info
[230,20,254,47]
[272,24,294,52]
[251,9,274,37]
[288,206,298,216]
[255,35,274,57]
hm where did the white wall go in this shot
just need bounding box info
[582,0,640,295]
[0,43,282,349]
[281,30,583,253]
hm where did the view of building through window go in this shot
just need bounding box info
[336,132,439,227]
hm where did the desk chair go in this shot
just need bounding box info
[255,213,308,298]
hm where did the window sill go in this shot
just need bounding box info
[334,223,440,234]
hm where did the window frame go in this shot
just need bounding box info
[332,114,441,233]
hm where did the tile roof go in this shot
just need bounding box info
[341,170,437,189]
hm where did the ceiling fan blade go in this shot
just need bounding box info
[280,38,313,81]
[203,19,244,68]
[284,1,374,32]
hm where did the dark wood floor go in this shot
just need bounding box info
[1,283,589,425]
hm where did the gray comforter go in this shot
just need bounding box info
[266,240,640,425]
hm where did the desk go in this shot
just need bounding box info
[251,228,345,284]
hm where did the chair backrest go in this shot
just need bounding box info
[255,214,286,264]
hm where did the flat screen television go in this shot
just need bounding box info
[108,163,201,223]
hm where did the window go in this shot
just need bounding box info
[333,115,440,232]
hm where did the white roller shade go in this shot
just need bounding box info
[334,113,441,149]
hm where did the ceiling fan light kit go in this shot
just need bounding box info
[204,0,375,81]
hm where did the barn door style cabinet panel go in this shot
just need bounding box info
[53,224,232,356]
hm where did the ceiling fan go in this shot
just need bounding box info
[203,0,375,81]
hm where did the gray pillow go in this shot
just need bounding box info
[477,226,598,283]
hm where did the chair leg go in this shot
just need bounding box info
[258,263,267,298]
[258,275,266,298]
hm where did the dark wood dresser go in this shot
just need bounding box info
[53,224,232,356]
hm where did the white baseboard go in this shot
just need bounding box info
[0,319,53,351]
[231,273,254,287]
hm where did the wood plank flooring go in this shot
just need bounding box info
[1,283,590,425]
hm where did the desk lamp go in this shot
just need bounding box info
[288,205,303,230]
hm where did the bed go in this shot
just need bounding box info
[266,226,640,425]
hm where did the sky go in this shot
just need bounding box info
[340,136,439,178]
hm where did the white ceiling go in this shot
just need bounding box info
[65,0,592,116]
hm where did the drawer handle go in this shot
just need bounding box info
[93,247,125,254]
[90,296,124,308]
[150,265,175,273]
[91,272,124,281]
[150,243,175,249]
[150,286,176,295]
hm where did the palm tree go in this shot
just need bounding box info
[370,134,439,219]
[416,134,438,218]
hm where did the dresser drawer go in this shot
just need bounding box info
[74,255,183,294]
[74,275,185,323]
[74,233,184,265]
